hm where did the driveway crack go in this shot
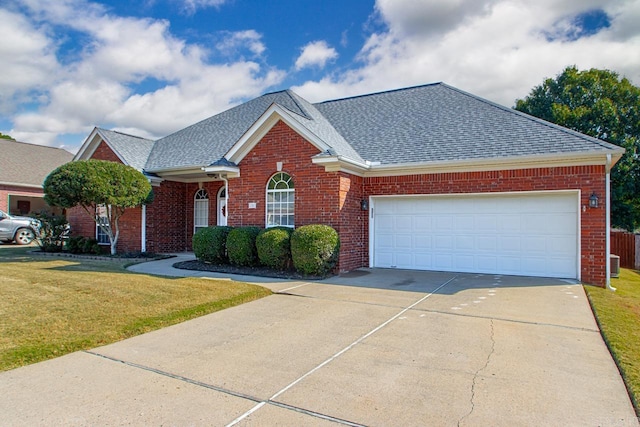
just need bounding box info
[458,319,495,427]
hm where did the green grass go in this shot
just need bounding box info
[0,246,271,371]
[585,269,640,416]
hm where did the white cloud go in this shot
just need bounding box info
[0,8,59,112]
[180,0,228,14]
[3,0,285,151]
[295,40,338,70]
[294,0,640,108]
[216,30,266,57]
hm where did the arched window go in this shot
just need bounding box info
[266,172,294,228]
[194,188,209,234]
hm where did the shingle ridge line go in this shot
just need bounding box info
[313,82,443,105]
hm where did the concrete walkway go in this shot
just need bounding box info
[0,255,638,426]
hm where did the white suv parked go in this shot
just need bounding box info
[0,210,41,245]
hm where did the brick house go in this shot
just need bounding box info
[71,83,624,286]
[0,139,74,215]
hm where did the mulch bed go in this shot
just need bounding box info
[173,260,331,281]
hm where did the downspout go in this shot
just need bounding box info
[222,175,229,226]
[141,204,146,253]
[606,154,616,291]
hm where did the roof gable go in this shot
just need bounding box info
[0,140,73,188]
[75,128,155,171]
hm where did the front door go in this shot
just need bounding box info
[217,187,227,226]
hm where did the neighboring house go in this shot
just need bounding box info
[71,83,624,286]
[0,139,74,215]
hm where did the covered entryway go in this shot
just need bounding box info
[371,191,579,279]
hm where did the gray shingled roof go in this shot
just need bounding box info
[314,83,622,165]
[97,129,155,171]
[123,82,621,172]
[145,90,314,171]
[0,140,73,187]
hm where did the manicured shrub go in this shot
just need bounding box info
[33,211,69,253]
[192,226,233,264]
[256,227,293,270]
[227,226,262,266]
[291,224,340,276]
[66,236,101,255]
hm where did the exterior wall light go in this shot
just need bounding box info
[361,199,369,211]
[589,192,599,208]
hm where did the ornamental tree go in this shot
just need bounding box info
[515,66,640,231]
[44,160,153,255]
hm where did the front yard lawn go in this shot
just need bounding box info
[0,247,271,371]
[585,268,640,416]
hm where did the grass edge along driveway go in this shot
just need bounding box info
[585,268,640,418]
[0,247,271,372]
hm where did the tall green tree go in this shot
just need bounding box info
[515,66,640,231]
[44,160,153,255]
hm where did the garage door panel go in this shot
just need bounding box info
[455,215,475,231]
[435,235,454,250]
[456,235,474,250]
[373,193,578,279]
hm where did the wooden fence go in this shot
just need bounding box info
[610,231,636,269]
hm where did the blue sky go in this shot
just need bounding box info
[1,0,639,152]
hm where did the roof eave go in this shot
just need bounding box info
[144,164,240,183]
[313,150,624,178]
[0,181,43,189]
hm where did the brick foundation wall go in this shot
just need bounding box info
[362,166,607,286]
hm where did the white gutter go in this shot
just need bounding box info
[141,204,147,253]
[605,153,616,291]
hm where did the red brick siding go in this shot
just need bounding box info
[232,120,341,228]
[146,180,188,253]
[362,166,607,286]
[338,173,366,271]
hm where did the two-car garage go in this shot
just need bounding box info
[370,191,579,280]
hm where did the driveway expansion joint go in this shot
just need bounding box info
[83,350,262,403]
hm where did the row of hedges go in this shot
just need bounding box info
[192,225,340,276]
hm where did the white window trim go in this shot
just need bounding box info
[265,172,294,228]
[96,204,111,245]
[194,188,209,234]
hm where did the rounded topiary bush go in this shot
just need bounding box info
[256,227,293,270]
[192,226,233,264]
[291,224,340,276]
[226,226,262,266]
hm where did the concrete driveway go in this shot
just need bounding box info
[0,261,638,426]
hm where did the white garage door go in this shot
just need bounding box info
[372,192,579,279]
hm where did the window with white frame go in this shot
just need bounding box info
[96,204,111,245]
[266,172,294,228]
[194,189,209,233]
